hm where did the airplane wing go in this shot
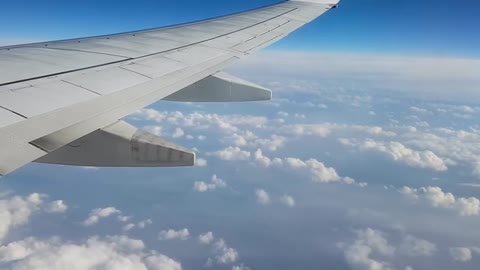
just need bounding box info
[0,0,339,175]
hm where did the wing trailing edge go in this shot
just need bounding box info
[35,121,195,168]
[163,72,271,102]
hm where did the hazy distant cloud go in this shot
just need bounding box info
[232,50,480,102]
[158,228,190,241]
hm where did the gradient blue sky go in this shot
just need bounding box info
[1,0,479,57]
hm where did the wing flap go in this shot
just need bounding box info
[35,121,195,167]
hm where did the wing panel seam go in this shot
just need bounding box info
[0,6,298,87]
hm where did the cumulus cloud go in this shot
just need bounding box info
[232,264,250,270]
[207,147,251,161]
[0,235,181,270]
[123,219,153,232]
[0,193,54,242]
[193,175,226,192]
[83,207,121,226]
[255,189,271,205]
[399,235,436,257]
[283,157,355,184]
[213,147,358,186]
[44,200,68,213]
[214,239,239,264]
[226,132,287,152]
[398,127,480,178]
[158,228,190,241]
[339,228,438,270]
[400,186,480,216]
[195,158,208,167]
[279,195,296,208]
[339,228,394,270]
[285,123,396,138]
[449,247,473,262]
[134,109,267,134]
[172,128,185,138]
[198,232,215,245]
[341,139,447,172]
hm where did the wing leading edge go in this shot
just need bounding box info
[0,0,340,175]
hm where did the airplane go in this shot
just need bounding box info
[0,0,339,175]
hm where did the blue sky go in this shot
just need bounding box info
[1,0,480,57]
[1,1,480,270]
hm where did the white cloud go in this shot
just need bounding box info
[123,223,136,232]
[339,228,437,270]
[232,264,250,270]
[400,186,480,216]
[214,239,239,264]
[280,195,296,208]
[340,228,394,270]
[158,228,190,241]
[410,106,430,114]
[137,219,153,229]
[342,139,447,172]
[193,175,226,192]
[83,207,121,226]
[278,111,289,117]
[255,189,271,205]
[399,235,436,257]
[172,128,185,138]
[217,147,357,186]
[134,109,267,134]
[0,236,182,270]
[0,193,46,242]
[449,247,472,262]
[123,219,153,232]
[207,147,251,161]
[195,158,208,167]
[283,157,354,184]
[198,232,215,245]
[252,149,284,168]
[44,200,68,214]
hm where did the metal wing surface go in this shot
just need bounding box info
[0,0,339,175]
